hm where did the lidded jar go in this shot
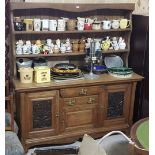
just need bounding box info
[14,17,26,31]
[67,19,76,31]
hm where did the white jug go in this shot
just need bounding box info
[102,20,111,30]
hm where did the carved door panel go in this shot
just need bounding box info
[25,90,59,139]
[100,84,132,126]
[60,96,98,133]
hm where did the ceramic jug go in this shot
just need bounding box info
[34,18,41,31]
[49,20,57,31]
[111,20,120,29]
[77,21,85,31]
[120,19,130,29]
[102,20,112,29]
[57,19,66,31]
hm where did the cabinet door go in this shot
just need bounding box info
[100,84,132,126]
[25,90,59,139]
[60,95,99,133]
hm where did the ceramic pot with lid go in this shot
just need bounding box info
[92,21,101,30]
[14,17,26,31]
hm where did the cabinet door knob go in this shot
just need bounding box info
[87,97,95,104]
[56,114,59,117]
[67,99,76,106]
[79,88,87,95]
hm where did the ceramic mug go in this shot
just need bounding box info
[24,19,33,31]
[33,19,41,31]
[111,20,120,29]
[84,23,92,30]
[120,19,130,29]
[49,20,57,31]
[77,20,85,31]
[42,19,49,31]
[57,19,66,31]
[102,20,111,30]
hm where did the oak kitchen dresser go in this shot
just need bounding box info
[10,2,143,151]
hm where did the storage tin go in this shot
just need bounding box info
[34,66,50,83]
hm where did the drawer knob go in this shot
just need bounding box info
[79,88,87,95]
[67,99,76,106]
[56,114,59,117]
[87,97,95,104]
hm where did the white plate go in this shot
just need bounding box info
[104,55,123,68]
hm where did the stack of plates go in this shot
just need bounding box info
[107,67,133,78]
[51,63,82,80]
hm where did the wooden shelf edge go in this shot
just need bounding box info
[10,2,135,11]
[102,49,129,54]
[15,52,86,58]
[15,49,129,58]
[13,28,132,35]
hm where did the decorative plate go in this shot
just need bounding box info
[104,55,123,68]
[52,63,81,74]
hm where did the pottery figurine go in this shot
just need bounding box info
[65,38,72,52]
[118,38,126,49]
[16,40,24,55]
[32,44,40,54]
[101,37,111,51]
[60,43,66,53]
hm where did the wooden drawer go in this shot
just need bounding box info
[63,95,99,107]
[60,86,100,98]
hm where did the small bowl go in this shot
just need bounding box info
[93,65,107,71]
[16,58,32,68]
